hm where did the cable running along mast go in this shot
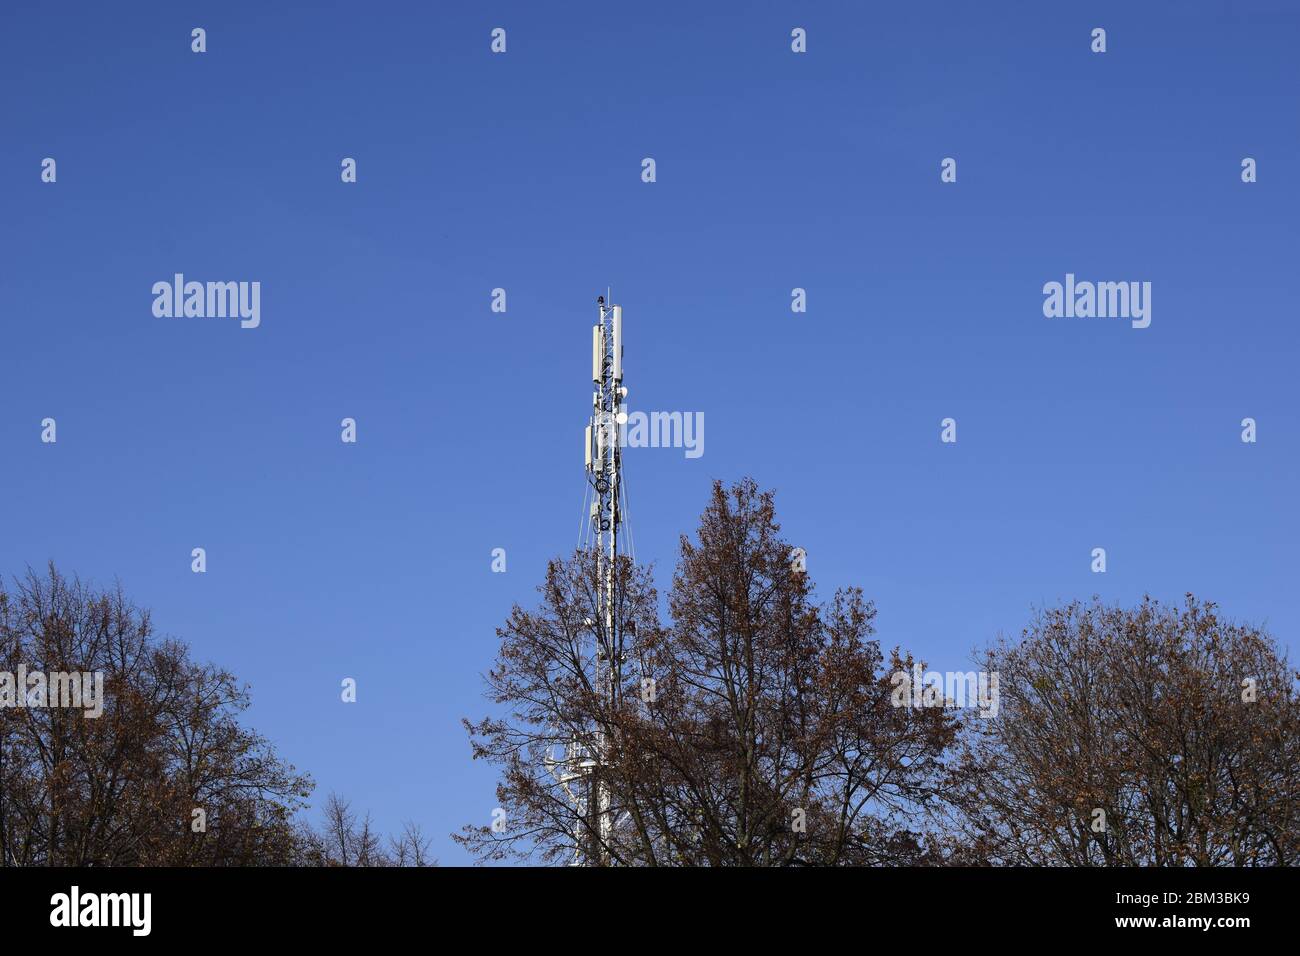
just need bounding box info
[550,293,630,865]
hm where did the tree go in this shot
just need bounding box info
[0,564,311,865]
[388,820,435,867]
[293,793,412,867]
[456,545,660,864]
[458,479,958,864]
[291,792,436,866]
[0,564,438,868]
[943,595,1300,865]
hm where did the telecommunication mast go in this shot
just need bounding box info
[552,293,630,865]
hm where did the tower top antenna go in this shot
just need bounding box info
[555,294,629,865]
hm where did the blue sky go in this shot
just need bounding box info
[2,1,1296,863]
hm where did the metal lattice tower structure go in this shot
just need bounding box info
[549,293,630,866]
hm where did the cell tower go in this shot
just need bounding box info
[548,293,630,866]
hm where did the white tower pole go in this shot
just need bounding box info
[582,294,625,865]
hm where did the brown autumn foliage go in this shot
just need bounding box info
[5,491,1294,869]
[941,596,1300,865]
[0,565,312,865]
[0,566,439,867]
[459,478,959,864]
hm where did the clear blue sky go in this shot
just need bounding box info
[2,1,1296,864]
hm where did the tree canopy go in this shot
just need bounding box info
[462,479,1300,866]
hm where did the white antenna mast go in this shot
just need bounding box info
[553,292,628,865]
